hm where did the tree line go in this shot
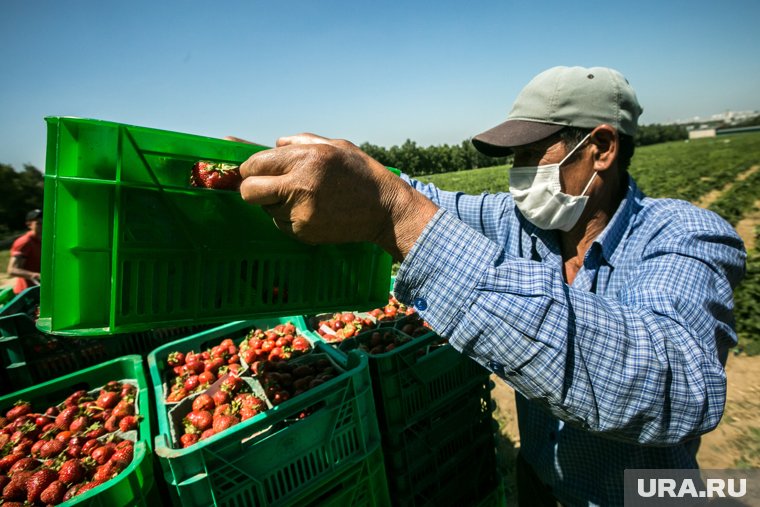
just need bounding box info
[361,124,690,176]
[0,163,44,237]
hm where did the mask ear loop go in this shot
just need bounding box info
[559,132,596,197]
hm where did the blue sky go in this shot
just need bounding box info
[2,0,759,171]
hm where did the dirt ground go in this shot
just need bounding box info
[490,352,760,499]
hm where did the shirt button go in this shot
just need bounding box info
[413,297,428,311]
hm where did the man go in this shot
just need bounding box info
[7,209,42,294]
[238,66,746,505]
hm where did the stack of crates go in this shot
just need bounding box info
[147,319,390,506]
[0,285,211,394]
[309,304,505,507]
[0,355,158,505]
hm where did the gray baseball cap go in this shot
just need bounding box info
[472,66,643,156]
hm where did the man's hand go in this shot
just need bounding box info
[239,134,438,261]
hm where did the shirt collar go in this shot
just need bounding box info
[523,175,643,268]
[590,175,642,267]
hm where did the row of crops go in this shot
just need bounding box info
[417,132,760,355]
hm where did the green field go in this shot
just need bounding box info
[416,132,760,355]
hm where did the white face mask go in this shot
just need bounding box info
[509,133,596,232]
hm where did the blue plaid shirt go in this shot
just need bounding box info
[394,175,746,506]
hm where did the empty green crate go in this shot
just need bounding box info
[150,330,380,507]
[39,117,394,336]
[0,355,155,506]
[0,286,14,309]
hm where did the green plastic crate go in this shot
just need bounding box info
[283,444,390,507]
[321,321,491,432]
[0,355,155,506]
[38,117,394,336]
[381,381,500,506]
[150,326,380,506]
[0,284,39,318]
[0,286,17,311]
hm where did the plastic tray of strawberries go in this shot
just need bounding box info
[304,293,420,345]
[0,355,156,506]
[147,318,315,419]
[153,347,380,507]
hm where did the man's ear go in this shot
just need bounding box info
[590,124,618,172]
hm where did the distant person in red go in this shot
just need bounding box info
[7,209,42,294]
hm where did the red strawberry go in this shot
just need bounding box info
[120,383,136,398]
[91,445,115,465]
[104,414,121,433]
[167,351,185,367]
[40,479,67,504]
[5,401,32,422]
[180,433,199,448]
[8,457,39,475]
[110,442,133,469]
[96,391,120,409]
[39,438,66,458]
[212,414,239,434]
[118,415,140,432]
[81,438,100,456]
[62,482,82,501]
[190,161,242,190]
[63,390,89,407]
[58,459,85,484]
[2,470,33,501]
[111,398,135,419]
[0,453,25,473]
[93,461,118,483]
[192,394,214,413]
[69,415,90,433]
[26,468,58,503]
[55,406,79,431]
[75,480,101,495]
[185,410,213,432]
[212,389,231,406]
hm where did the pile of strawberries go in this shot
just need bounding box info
[0,381,139,505]
[179,376,267,449]
[165,338,243,402]
[238,322,312,364]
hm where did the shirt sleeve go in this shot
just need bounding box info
[394,208,745,445]
[10,234,31,259]
[400,173,513,242]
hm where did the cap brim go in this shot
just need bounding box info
[472,120,565,157]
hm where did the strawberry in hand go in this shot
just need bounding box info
[190,161,242,190]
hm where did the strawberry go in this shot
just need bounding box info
[55,406,79,431]
[110,442,133,469]
[93,461,118,483]
[0,453,25,474]
[190,161,242,190]
[212,389,231,406]
[75,480,101,495]
[180,433,199,448]
[83,424,107,440]
[62,482,82,501]
[39,438,66,458]
[8,457,39,475]
[212,414,239,434]
[40,479,67,504]
[81,438,100,456]
[185,410,213,432]
[2,470,33,501]
[104,414,121,433]
[5,401,32,422]
[111,398,135,419]
[167,351,185,367]
[69,414,90,433]
[96,391,120,409]
[58,459,86,484]
[120,383,136,398]
[26,467,58,503]
[118,415,140,432]
[91,445,115,465]
[192,394,214,413]
[63,390,90,407]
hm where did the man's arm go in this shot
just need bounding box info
[7,255,40,285]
